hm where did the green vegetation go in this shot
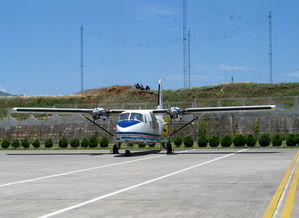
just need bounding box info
[89,136,98,148]
[173,136,183,147]
[21,138,30,148]
[2,82,299,119]
[286,134,297,146]
[81,138,89,148]
[221,135,232,147]
[272,134,282,146]
[198,135,208,147]
[70,138,80,148]
[209,136,220,147]
[45,138,53,148]
[183,136,194,147]
[246,135,257,147]
[1,138,10,148]
[259,134,271,147]
[99,136,109,147]
[59,137,68,148]
[12,139,20,148]
[233,135,246,147]
[32,139,40,148]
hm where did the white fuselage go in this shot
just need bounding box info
[116,110,165,144]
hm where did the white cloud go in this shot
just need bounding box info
[285,71,299,78]
[218,64,254,71]
[0,86,6,92]
[136,5,178,19]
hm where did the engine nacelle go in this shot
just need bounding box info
[168,107,183,119]
[92,108,108,120]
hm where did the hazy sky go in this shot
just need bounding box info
[0,0,298,95]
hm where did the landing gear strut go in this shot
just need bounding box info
[166,142,173,154]
[112,143,119,154]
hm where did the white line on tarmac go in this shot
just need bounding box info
[0,154,164,188]
[0,149,195,188]
[38,149,247,218]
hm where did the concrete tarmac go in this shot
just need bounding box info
[0,148,298,218]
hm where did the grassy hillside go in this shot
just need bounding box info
[1,82,299,110]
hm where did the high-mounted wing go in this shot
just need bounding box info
[12,107,125,120]
[153,105,286,119]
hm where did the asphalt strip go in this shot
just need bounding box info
[38,149,247,218]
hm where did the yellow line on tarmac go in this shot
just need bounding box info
[281,155,299,218]
[263,151,299,218]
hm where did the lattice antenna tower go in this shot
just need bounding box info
[188,30,191,88]
[268,11,272,83]
[80,25,84,95]
[183,0,187,88]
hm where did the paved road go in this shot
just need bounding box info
[0,148,298,218]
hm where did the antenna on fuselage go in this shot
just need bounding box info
[157,79,163,109]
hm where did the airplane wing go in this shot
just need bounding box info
[12,107,125,119]
[152,105,286,118]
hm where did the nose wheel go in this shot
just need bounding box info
[112,143,119,154]
[125,150,131,156]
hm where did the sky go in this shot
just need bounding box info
[0,0,298,95]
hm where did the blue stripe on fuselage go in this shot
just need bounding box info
[117,120,141,128]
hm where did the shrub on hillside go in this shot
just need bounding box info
[209,136,220,147]
[173,136,183,147]
[21,138,30,148]
[198,135,208,147]
[259,134,271,147]
[58,137,68,148]
[184,136,194,147]
[286,134,297,146]
[1,138,10,149]
[246,135,257,147]
[89,136,98,148]
[81,138,89,148]
[70,138,80,148]
[45,138,53,148]
[272,134,282,146]
[221,135,232,147]
[32,139,41,148]
[99,136,109,147]
[233,135,246,147]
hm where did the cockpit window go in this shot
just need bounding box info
[119,113,130,120]
[130,113,143,122]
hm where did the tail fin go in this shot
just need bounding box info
[157,79,163,109]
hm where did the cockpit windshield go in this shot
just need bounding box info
[130,113,143,122]
[119,112,143,122]
[119,113,130,121]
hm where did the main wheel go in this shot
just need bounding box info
[125,150,131,156]
[166,143,173,154]
[112,144,119,154]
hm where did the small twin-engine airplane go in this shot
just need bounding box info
[13,80,284,155]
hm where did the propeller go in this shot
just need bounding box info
[92,108,108,120]
[168,107,183,119]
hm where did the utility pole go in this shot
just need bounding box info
[80,25,84,95]
[187,30,191,88]
[268,11,272,83]
[183,0,187,88]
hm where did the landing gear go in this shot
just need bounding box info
[125,150,131,156]
[166,142,173,154]
[112,143,119,154]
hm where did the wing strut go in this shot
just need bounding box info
[84,116,114,136]
[169,116,199,137]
